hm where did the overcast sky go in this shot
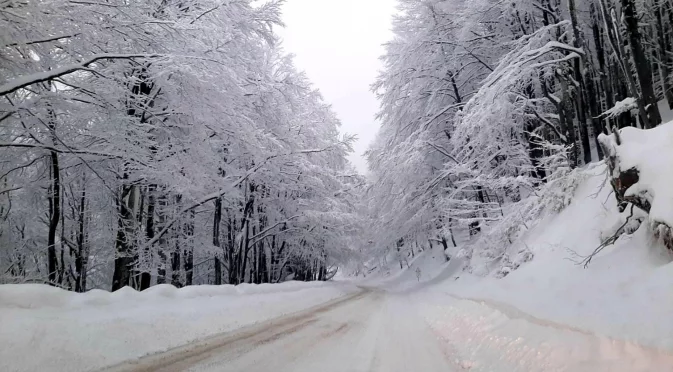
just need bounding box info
[277,0,397,174]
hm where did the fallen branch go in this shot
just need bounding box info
[571,204,635,268]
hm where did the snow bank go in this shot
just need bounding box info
[598,120,673,251]
[0,281,335,309]
[0,281,358,372]
[354,244,458,293]
[419,163,673,352]
[419,295,673,372]
[599,121,673,232]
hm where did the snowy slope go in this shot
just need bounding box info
[0,281,358,372]
[416,162,673,352]
[360,245,454,292]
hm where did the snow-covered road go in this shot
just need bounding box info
[104,289,457,372]
[5,279,673,372]
[99,286,673,372]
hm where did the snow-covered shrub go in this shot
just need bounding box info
[466,166,587,276]
[495,246,534,279]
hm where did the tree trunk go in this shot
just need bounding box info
[183,210,194,286]
[171,195,183,287]
[74,174,88,292]
[599,0,652,129]
[655,0,673,109]
[156,193,167,284]
[213,197,222,285]
[139,185,155,290]
[621,0,663,127]
[171,232,182,288]
[46,107,61,286]
[112,185,138,291]
[568,0,592,164]
[592,3,615,131]
[47,149,60,285]
[237,194,254,284]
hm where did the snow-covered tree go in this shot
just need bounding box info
[366,0,673,275]
[0,0,362,290]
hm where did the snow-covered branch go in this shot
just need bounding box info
[0,54,162,96]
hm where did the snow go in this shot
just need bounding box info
[599,120,673,227]
[0,281,358,372]
[152,292,456,372]
[359,245,454,292]
[6,148,673,371]
[398,163,673,360]
[418,293,673,371]
[318,159,672,370]
[601,97,638,119]
[0,54,161,96]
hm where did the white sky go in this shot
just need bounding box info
[277,0,397,174]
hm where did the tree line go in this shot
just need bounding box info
[366,0,672,272]
[0,0,364,291]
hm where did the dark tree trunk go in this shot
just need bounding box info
[74,175,88,293]
[526,122,547,180]
[236,195,255,284]
[655,0,673,109]
[171,234,182,288]
[440,237,448,251]
[585,7,606,156]
[586,72,605,160]
[228,215,237,284]
[131,188,146,290]
[557,74,579,168]
[213,197,222,285]
[621,0,662,127]
[568,0,592,164]
[156,193,167,284]
[171,195,183,288]
[184,210,194,286]
[139,185,155,290]
[46,107,61,286]
[598,0,652,128]
[47,150,60,285]
[592,3,615,131]
[112,186,137,291]
[239,220,250,284]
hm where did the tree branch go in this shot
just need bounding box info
[0,142,139,163]
[248,216,301,247]
[143,143,348,248]
[0,53,162,96]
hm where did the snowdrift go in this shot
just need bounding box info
[599,121,673,249]
[422,161,673,351]
[360,245,458,292]
[0,281,358,372]
[0,280,336,309]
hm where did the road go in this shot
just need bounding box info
[104,289,459,372]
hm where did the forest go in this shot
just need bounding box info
[2,0,673,291]
[0,0,364,291]
[365,0,673,275]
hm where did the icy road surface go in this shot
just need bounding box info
[104,289,457,372]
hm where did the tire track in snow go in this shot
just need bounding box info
[101,289,369,372]
[449,292,673,355]
[419,292,673,371]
